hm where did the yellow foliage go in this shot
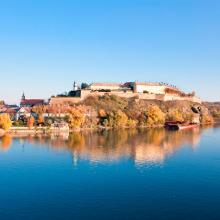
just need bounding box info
[0,134,12,151]
[201,114,214,125]
[167,109,184,122]
[38,115,44,124]
[106,110,128,128]
[127,119,138,127]
[27,116,35,128]
[145,105,165,127]
[68,107,86,128]
[183,112,194,123]
[114,110,128,127]
[0,114,12,131]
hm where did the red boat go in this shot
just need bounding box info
[165,122,199,130]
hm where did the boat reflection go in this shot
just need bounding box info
[0,127,205,166]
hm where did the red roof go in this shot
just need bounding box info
[21,99,44,106]
[5,108,17,114]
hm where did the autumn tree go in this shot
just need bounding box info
[67,106,86,128]
[200,113,214,124]
[105,110,128,128]
[127,119,138,127]
[0,114,12,131]
[166,108,184,123]
[144,105,165,127]
[32,105,48,114]
[27,116,35,128]
[38,114,44,125]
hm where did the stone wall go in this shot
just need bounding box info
[49,90,201,107]
[134,84,167,94]
[49,97,82,107]
[163,94,202,103]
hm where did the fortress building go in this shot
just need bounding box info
[49,81,201,107]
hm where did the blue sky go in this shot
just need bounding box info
[0,0,219,104]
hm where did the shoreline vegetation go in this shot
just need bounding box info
[0,95,219,136]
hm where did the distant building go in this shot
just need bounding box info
[73,81,79,91]
[15,107,32,121]
[133,82,177,94]
[89,83,123,91]
[49,81,202,107]
[20,93,45,107]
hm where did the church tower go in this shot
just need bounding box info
[21,92,25,101]
[73,81,78,91]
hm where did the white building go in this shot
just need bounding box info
[89,83,122,91]
[133,82,179,94]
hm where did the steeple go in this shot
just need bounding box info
[73,81,78,91]
[21,92,25,101]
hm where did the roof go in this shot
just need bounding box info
[134,82,161,86]
[91,83,121,87]
[21,99,44,106]
[5,108,17,114]
[6,105,19,109]
[17,107,31,113]
[134,82,180,90]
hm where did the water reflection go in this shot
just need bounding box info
[0,134,12,151]
[0,127,205,166]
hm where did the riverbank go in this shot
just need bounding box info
[5,122,216,135]
[8,126,69,135]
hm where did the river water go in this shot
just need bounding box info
[0,126,220,220]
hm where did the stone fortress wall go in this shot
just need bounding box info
[49,82,202,107]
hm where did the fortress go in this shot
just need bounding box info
[49,81,201,107]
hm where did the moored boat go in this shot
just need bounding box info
[165,122,199,130]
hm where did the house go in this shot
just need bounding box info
[15,107,31,121]
[20,93,45,107]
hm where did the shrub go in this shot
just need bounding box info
[212,110,220,118]
[167,108,184,122]
[127,119,138,127]
[114,110,128,127]
[82,94,128,113]
[67,106,86,128]
[105,110,128,128]
[200,113,214,124]
[145,105,165,127]
[13,120,25,127]
[0,114,12,131]
[183,112,194,123]
[27,116,35,128]
[38,114,44,125]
